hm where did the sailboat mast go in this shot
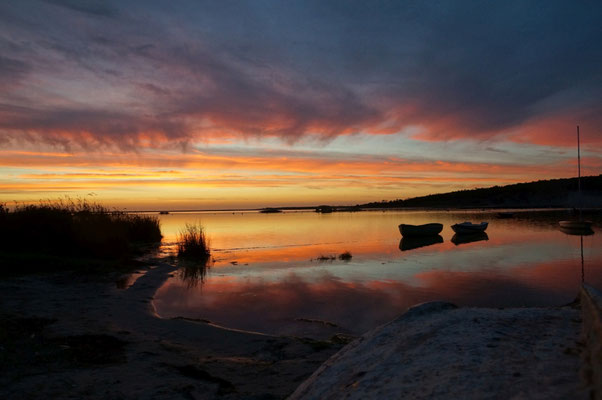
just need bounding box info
[577,125,583,221]
[577,125,581,193]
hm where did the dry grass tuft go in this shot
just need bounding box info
[177,223,211,260]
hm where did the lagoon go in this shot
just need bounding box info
[152,210,602,339]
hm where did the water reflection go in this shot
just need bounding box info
[451,232,489,246]
[399,235,443,251]
[155,253,602,338]
[559,227,594,284]
[153,210,602,338]
[176,259,213,288]
[559,226,594,236]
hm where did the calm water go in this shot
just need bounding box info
[151,210,602,339]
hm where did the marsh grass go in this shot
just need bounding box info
[176,224,212,287]
[0,199,162,275]
[177,223,211,259]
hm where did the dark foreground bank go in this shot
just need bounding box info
[2,258,600,399]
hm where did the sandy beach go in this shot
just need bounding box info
[1,255,597,399]
[0,259,347,399]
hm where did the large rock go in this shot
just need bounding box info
[289,301,585,399]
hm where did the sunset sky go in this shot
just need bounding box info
[1,1,601,210]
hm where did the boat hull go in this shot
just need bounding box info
[451,222,488,234]
[559,221,594,236]
[559,220,592,230]
[398,223,443,237]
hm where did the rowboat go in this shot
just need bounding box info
[451,222,488,234]
[398,223,443,237]
[559,220,592,230]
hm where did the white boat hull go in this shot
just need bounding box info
[559,220,592,229]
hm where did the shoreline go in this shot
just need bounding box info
[126,207,602,214]
[0,259,347,399]
[1,259,598,399]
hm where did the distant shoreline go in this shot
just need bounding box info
[128,206,602,214]
[127,175,602,214]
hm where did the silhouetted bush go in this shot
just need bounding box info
[177,223,211,260]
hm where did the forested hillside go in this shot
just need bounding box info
[361,175,602,209]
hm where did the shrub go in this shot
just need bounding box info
[177,223,211,260]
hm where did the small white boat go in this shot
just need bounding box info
[399,223,443,237]
[451,222,488,234]
[559,220,593,230]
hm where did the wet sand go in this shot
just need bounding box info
[0,260,346,399]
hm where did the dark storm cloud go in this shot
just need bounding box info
[385,1,602,138]
[0,0,601,148]
[0,56,30,89]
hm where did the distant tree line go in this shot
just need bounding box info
[360,175,602,209]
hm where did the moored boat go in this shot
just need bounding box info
[559,220,593,231]
[398,223,443,237]
[451,222,488,234]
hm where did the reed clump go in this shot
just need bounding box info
[0,199,162,272]
[177,223,211,260]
